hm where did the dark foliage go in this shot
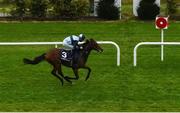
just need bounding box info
[9,0,89,19]
[167,0,177,15]
[137,0,160,20]
[97,0,120,20]
[29,0,48,18]
[52,0,89,18]
[11,0,26,20]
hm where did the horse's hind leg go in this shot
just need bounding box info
[51,68,64,86]
[57,65,72,84]
[65,68,79,80]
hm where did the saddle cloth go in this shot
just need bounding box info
[60,49,73,62]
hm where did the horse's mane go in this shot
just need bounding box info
[81,39,90,49]
[85,39,89,43]
[84,38,95,44]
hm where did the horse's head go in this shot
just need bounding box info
[85,39,103,53]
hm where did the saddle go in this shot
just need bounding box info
[60,49,73,62]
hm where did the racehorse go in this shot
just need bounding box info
[23,39,103,86]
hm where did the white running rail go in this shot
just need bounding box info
[134,42,180,66]
[97,41,120,66]
[0,41,120,66]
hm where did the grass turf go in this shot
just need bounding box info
[0,21,180,111]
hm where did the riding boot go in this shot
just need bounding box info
[72,48,79,67]
[71,41,79,67]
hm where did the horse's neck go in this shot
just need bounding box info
[81,47,92,63]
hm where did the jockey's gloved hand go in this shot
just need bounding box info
[80,46,83,49]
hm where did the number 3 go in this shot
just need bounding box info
[62,52,67,58]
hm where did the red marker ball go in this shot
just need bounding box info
[156,17,168,29]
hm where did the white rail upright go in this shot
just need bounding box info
[134,42,180,67]
[97,41,120,66]
[0,41,120,66]
[134,16,170,67]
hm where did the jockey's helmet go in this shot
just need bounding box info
[79,34,85,41]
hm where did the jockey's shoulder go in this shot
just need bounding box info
[72,35,79,38]
[64,35,79,41]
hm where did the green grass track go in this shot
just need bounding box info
[0,21,180,111]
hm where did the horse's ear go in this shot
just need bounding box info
[90,38,96,42]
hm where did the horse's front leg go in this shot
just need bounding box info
[82,66,91,81]
[65,68,79,80]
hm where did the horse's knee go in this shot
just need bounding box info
[85,68,91,81]
[88,68,91,73]
[86,67,91,75]
[85,75,90,81]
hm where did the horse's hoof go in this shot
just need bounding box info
[64,77,72,84]
[66,80,72,84]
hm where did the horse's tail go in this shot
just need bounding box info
[23,53,46,65]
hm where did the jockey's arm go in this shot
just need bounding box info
[78,41,85,45]
[77,41,85,50]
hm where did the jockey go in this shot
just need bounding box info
[63,34,86,50]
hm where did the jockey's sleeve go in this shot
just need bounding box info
[78,41,85,45]
[69,45,74,49]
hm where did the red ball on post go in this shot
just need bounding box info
[155,17,168,29]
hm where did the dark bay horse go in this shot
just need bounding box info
[23,39,103,86]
